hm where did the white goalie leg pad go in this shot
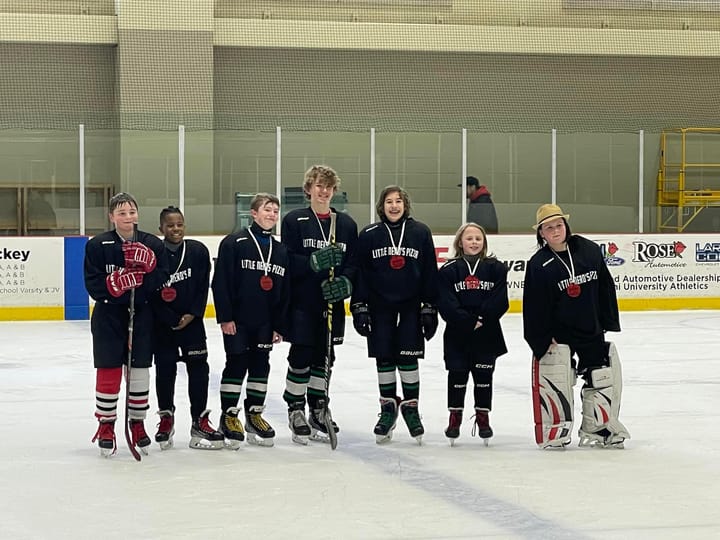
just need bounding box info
[532,344,575,449]
[579,342,631,448]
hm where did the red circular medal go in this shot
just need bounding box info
[389,256,405,270]
[259,275,273,291]
[567,283,581,298]
[161,287,177,302]
[464,275,480,289]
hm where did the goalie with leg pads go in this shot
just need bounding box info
[532,344,575,449]
[578,342,631,449]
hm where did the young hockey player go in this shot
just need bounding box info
[211,193,290,448]
[437,223,508,446]
[84,192,168,457]
[523,204,630,449]
[280,165,357,445]
[152,206,223,450]
[349,185,438,444]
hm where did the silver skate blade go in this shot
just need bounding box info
[375,432,393,445]
[158,440,174,451]
[309,431,331,444]
[189,437,224,450]
[247,433,274,448]
[291,433,309,446]
[223,439,243,450]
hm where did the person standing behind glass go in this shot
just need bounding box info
[460,176,498,234]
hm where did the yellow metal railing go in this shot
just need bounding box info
[657,127,720,232]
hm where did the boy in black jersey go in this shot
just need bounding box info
[523,204,630,448]
[437,223,508,445]
[212,193,290,448]
[152,206,223,450]
[349,186,438,444]
[280,166,357,445]
[84,192,168,457]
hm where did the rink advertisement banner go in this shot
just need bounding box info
[0,237,64,320]
[433,233,720,310]
[1,234,718,321]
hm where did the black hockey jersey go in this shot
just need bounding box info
[437,256,508,361]
[84,229,168,307]
[350,217,437,308]
[152,239,210,348]
[211,222,290,346]
[280,207,357,345]
[523,234,620,359]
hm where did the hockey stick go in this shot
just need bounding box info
[124,223,141,461]
[323,212,338,450]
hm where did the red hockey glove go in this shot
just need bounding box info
[122,241,157,273]
[106,268,144,298]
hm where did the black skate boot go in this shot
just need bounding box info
[92,418,116,457]
[155,409,175,450]
[373,397,399,444]
[472,408,493,446]
[245,405,275,448]
[129,419,152,455]
[400,399,424,444]
[220,407,245,450]
[309,399,339,444]
[445,408,463,446]
[190,409,224,450]
[288,402,311,446]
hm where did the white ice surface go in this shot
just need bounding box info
[0,311,719,539]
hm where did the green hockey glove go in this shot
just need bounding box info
[310,245,344,272]
[321,276,353,303]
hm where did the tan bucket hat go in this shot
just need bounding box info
[533,203,570,230]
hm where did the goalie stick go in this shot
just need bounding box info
[124,224,142,462]
[323,212,338,450]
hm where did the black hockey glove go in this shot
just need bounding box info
[310,245,344,272]
[420,303,438,341]
[321,276,353,304]
[351,303,372,337]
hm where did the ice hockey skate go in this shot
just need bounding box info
[374,397,399,444]
[220,407,245,450]
[189,409,224,450]
[288,403,311,445]
[92,419,117,457]
[154,409,175,450]
[129,419,152,455]
[309,399,339,444]
[400,399,424,445]
[245,405,275,447]
[472,409,493,446]
[445,409,463,446]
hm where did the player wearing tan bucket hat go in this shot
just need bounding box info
[522,201,629,451]
[532,204,570,230]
